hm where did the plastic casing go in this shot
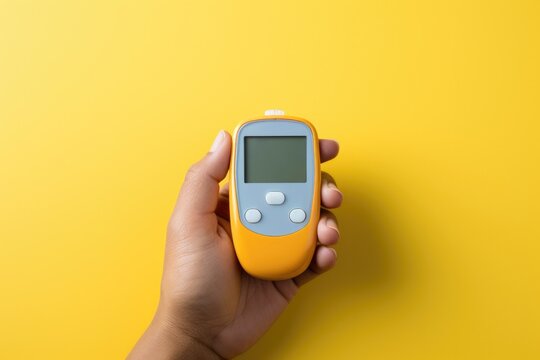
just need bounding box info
[229,115,320,280]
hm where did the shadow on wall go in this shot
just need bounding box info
[239,178,409,359]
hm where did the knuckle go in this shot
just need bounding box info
[185,163,202,180]
[166,216,181,237]
[166,212,189,239]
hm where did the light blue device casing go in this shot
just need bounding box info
[235,119,316,236]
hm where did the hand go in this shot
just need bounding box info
[129,131,342,359]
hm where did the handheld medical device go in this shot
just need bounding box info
[229,110,321,280]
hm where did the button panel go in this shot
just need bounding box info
[244,209,262,223]
[265,192,285,205]
[289,208,306,223]
[245,194,307,226]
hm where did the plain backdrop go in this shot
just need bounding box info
[1,1,539,359]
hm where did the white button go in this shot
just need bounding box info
[265,192,285,205]
[245,209,262,223]
[264,109,285,116]
[289,208,306,223]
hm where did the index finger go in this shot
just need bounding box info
[320,139,339,163]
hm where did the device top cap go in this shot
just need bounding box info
[264,109,285,116]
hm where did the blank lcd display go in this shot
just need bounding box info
[244,136,306,183]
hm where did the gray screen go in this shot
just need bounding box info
[244,136,306,183]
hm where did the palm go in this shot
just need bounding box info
[210,202,297,358]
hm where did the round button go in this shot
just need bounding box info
[245,209,262,223]
[289,208,306,223]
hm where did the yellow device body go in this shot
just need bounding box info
[229,114,321,280]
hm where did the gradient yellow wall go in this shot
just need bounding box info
[1,1,539,359]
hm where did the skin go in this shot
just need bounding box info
[128,131,342,359]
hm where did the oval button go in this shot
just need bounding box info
[265,192,285,205]
[289,208,306,223]
[245,209,262,223]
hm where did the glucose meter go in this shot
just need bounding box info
[229,110,321,280]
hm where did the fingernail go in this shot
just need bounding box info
[329,247,337,259]
[210,130,225,153]
[326,217,340,236]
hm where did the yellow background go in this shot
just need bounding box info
[1,1,539,359]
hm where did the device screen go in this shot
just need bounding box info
[244,136,306,183]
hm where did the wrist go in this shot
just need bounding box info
[128,308,224,360]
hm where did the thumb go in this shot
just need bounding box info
[174,130,231,220]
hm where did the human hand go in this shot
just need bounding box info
[129,131,342,359]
